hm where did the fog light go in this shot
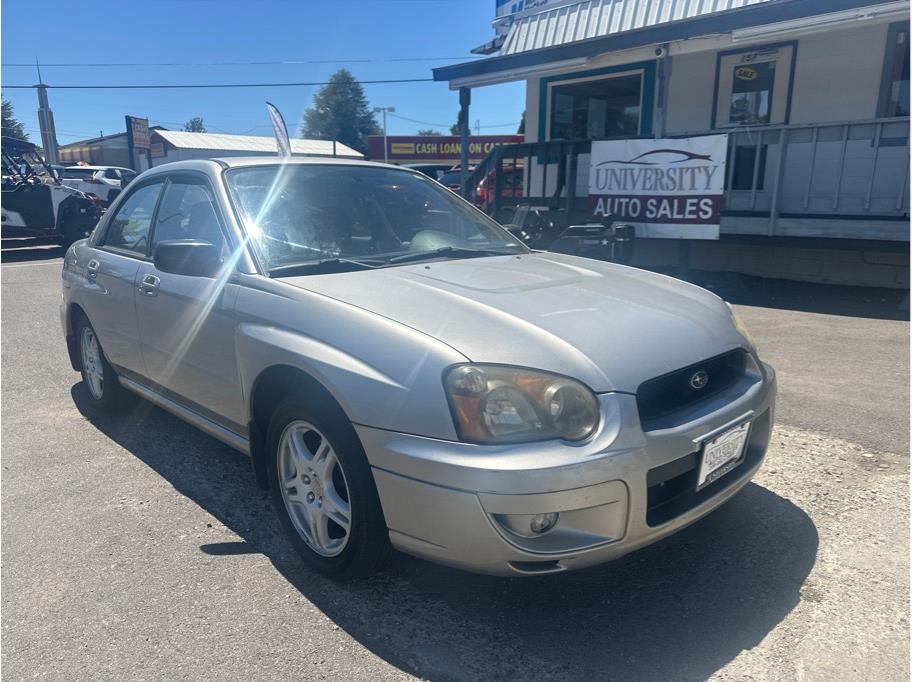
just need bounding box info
[530,512,558,534]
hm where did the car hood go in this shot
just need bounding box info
[282,252,745,393]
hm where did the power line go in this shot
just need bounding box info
[476,122,523,129]
[388,112,450,128]
[2,77,435,90]
[3,57,476,68]
[1,125,100,139]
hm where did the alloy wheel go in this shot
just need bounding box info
[80,326,104,400]
[278,420,352,557]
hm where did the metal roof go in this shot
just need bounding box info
[433,0,895,84]
[500,0,773,55]
[152,130,363,158]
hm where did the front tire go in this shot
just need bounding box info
[266,393,390,579]
[75,314,130,414]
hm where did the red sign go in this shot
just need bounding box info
[367,135,523,162]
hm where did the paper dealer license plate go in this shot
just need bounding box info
[697,421,751,489]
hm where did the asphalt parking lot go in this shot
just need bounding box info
[2,241,909,681]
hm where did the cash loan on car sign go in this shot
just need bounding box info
[588,134,728,239]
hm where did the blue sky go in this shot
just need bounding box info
[1,0,525,144]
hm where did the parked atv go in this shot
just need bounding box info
[1,136,104,247]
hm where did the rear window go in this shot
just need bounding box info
[61,168,95,179]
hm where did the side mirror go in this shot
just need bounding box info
[153,240,221,278]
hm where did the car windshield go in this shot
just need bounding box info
[225,164,527,272]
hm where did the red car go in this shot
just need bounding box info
[437,165,524,216]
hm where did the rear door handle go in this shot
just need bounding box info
[139,273,160,297]
[86,259,100,280]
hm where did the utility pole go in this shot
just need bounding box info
[34,59,59,164]
[373,106,395,163]
[458,88,471,198]
[474,119,481,136]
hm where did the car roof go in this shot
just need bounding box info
[213,155,404,170]
[133,157,427,185]
[141,156,417,175]
[65,165,134,171]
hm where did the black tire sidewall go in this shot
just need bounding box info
[266,393,389,579]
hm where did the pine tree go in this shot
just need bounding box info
[2,98,29,141]
[183,117,206,133]
[300,70,381,153]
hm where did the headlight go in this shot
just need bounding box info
[444,364,600,444]
[727,303,757,352]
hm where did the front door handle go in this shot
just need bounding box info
[86,259,100,281]
[139,273,160,297]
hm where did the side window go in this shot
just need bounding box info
[104,168,119,180]
[150,180,226,251]
[102,182,163,254]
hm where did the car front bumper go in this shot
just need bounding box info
[356,361,777,576]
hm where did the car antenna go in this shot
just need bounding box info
[266,102,291,158]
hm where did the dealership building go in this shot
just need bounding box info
[434,0,910,288]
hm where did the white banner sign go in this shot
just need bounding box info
[588,134,729,239]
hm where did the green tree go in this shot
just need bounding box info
[517,111,525,135]
[2,97,29,141]
[183,117,206,133]
[417,129,441,136]
[300,69,380,153]
[449,114,460,136]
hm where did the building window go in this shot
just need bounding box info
[713,43,796,128]
[729,61,775,125]
[880,23,910,117]
[549,73,642,140]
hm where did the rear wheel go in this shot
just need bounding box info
[75,314,130,414]
[266,393,390,578]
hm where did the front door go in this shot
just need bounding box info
[134,174,245,432]
[80,180,164,377]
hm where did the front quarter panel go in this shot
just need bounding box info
[234,274,468,440]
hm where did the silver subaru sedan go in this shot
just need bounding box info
[61,157,776,578]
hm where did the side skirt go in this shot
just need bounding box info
[118,376,251,456]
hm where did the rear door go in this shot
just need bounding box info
[134,173,244,431]
[79,179,165,378]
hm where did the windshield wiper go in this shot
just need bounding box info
[268,257,386,277]
[387,246,518,265]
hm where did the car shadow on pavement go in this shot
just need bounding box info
[73,384,819,682]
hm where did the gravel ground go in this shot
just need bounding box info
[1,254,909,681]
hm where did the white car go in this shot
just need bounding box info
[58,165,136,206]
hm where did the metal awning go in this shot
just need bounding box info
[433,0,901,87]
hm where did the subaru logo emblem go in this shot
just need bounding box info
[689,370,709,390]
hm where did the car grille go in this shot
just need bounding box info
[645,408,771,526]
[636,349,748,430]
